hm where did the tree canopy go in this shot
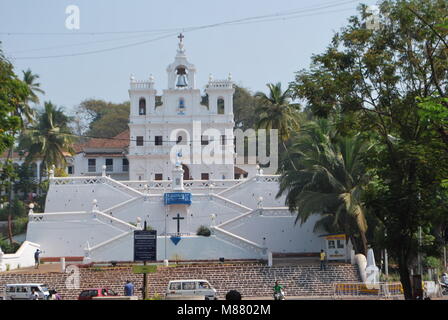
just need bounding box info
[290,0,448,299]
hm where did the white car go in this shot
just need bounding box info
[166,280,218,300]
[4,283,50,300]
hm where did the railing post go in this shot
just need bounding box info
[0,247,5,272]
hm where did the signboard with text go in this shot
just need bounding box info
[163,192,192,205]
[133,230,157,261]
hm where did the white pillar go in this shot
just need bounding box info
[268,251,273,267]
[0,247,5,272]
[28,203,34,215]
[36,161,41,182]
[60,257,66,272]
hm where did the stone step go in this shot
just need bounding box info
[0,262,360,300]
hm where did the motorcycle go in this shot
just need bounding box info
[273,290,286,300]
[440,283,448,296]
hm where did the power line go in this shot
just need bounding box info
[11,32,179,60]
[1,0,361,37]
[8,30,176,55]
[9,0,362,60]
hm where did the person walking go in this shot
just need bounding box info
[30,289,39,300]
[320,249,327,271]
[34,249,42,269]
[124,280,134,296]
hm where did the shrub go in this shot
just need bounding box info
[196,225,211,237]
[0,238,20,254]
[424,256,442,270]
[12,217,28,235]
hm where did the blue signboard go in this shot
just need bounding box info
[134,230,157,261]
[164,192,192,205]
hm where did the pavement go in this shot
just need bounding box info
[1,263,63,274]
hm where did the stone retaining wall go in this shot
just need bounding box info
[0,262,360,300]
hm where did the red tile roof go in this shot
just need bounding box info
[74,130,129,153]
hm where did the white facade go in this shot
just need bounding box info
[128,37,235,181]
[22,36,332,263]
[26,173,326,262]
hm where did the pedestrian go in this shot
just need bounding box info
[34,249,42,269]
[320,249,326,271]
[442,273,448,285]
[54,290,62,300]
[30,289,39,300]
[124,280,134,296]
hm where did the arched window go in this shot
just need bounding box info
[217,98,225,114]
[139,98,146,115]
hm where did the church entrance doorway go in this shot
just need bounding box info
[182,164,191,180]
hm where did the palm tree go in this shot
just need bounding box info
[255,82,301,170]
[23,102,74,186]
[19,69,44,125]
[3,69,42,245]
[277,117,371,255]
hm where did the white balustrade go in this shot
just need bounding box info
[211,226,266,258]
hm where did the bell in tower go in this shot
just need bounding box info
[176,66,188,88]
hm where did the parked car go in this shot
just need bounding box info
[78,288,118,300]
[4,283,50,300]
[166,280,218,300]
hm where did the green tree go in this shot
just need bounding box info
[255,82,300,143]
[255,82,301,171]
[0,46,31,244]
[290,0,448,299]
[76,99,130,138]
[22,102,74,184]
[233,86,263,130]
[278,117,371,255]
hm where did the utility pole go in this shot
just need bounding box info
[384,229,389,278]
[418,226,422,275]
[143,221,148,300]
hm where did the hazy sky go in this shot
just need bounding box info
[0,0,377,114]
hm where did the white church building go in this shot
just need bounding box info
[23,36,351,264]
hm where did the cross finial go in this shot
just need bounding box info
[178,33,184,43]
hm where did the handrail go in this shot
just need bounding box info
[102,197,143,215]
[216,207,292,229]
[211,226,266,257]
[103,176,144,197]
[93,210,138,232]
[211,193,252,213]
[89,230,134,252]
[217,176,254,196]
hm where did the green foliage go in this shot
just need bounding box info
[13,163,37,199]
[0,199,27,221]
[20,102,74,175]
[196,225,211,237]
[423,256,442,269]
[0,48,28,154]
[145,293,164,300]
[76,99,130,138]
[277,117,371,254]
[233,86,263,131]
[255,82,301,142]
[12,217,28,235]
[289,0,448,299]
[0,238,20,254]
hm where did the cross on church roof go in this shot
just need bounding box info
[178,33,184,43]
